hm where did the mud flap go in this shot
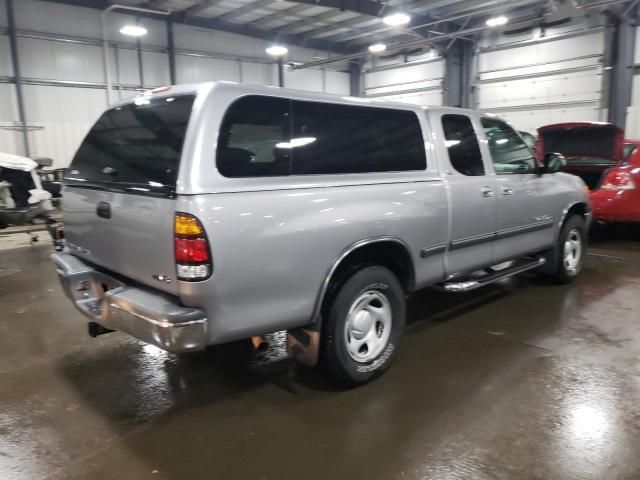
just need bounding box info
[286,324,321,367]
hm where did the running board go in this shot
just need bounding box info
[439,257,546,293]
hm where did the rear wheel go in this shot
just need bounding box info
[321,266,405,387]
[545,215,586,284]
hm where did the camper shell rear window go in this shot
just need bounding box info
[65,94,195,196]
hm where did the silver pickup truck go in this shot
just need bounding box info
[52,82,590,386]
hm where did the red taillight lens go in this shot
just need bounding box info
[174,213,211,281]
[601,169,635,191]
[175,238,210,263]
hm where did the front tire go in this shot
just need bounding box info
[545,215,587,284]
[321,266,405,387]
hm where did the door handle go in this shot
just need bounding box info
[481,187,494,197]
[501,186,514,196]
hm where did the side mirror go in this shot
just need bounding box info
[33,157,53,167]
[543,152,567,173]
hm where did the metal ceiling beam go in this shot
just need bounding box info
[216,0,275,22]
[285,0,435,36]
[41,0,355,53]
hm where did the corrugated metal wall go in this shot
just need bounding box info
[363,54,445,106]
[0,0,350,167]
[476,29,606,134]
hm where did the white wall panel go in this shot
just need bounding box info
[479,32,604,72]
[324,71,350,95]
[0,36,11,76]
[21,85,105,167]
[477,31,605,133]
[175,55,240,84]
[363,60,444,105]
[284,68,324,92]
[0,84,22,156]
[142,51,171,87]
[115,48,142,86]
[495,106,602,135]
[240,62,275,86]
[17,37,104,82]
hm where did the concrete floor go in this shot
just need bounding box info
[1,226,640,480]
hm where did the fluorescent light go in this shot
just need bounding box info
[119,25,148,37]
[445,140,460,147]
[383,13,411,26]
[275,137,316,149]
[496,138,509,145]
[486,16,508,27]
[266,45,288,56]
[368,43,387,53]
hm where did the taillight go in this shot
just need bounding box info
[600,169,636,191]
[174,213,212,281]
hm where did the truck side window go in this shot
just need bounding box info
[290,100,426,174]
[441,114,485,176]
[217,96,291,177]
[482,118,537,174]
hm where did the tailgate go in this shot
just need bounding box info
[63,187,178,295]
[61,92,196,295]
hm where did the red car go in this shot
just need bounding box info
[537,122,640,223]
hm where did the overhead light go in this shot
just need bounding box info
[486,16,508,27]
[119,25,148,37]
[383,12,411,26]
[266,45,288,56]
[368,43,387,53]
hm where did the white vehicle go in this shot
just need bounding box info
[0,152,56,238]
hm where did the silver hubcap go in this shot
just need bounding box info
[563,228,582,275]
[344,290,392,363]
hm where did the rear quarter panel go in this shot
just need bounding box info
[177,180,448,344]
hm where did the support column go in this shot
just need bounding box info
[607,16,636,130]
[349,59,363,97]
[277,58,284,87]
[444,42,474,108]
[137,38,145,88]
[5,0,30,157]
[167,17,177,85]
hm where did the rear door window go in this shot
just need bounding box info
[441,114,484,176]
[66,94,195,196]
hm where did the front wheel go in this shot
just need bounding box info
[321,266,405,387]
[545,215,587,284]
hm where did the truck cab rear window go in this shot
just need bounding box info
[66,94,195,195]
[217,95,426,177]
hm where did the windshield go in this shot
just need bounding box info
[623,144,637,161]
[65,94,195,196]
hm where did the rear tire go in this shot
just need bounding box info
[544,215,586,284]
[321,266,405,387]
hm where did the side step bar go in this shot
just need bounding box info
[439,256,546,293]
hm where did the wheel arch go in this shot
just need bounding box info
[310,237,415,325]
[556,201,591,236]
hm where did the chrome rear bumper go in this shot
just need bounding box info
[51,252,208,353]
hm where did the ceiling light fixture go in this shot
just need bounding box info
[368,43,387,53]
[119,25,148,37]
[486,16,508,27]
[266,45,288,56]
[383,12,411,26]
